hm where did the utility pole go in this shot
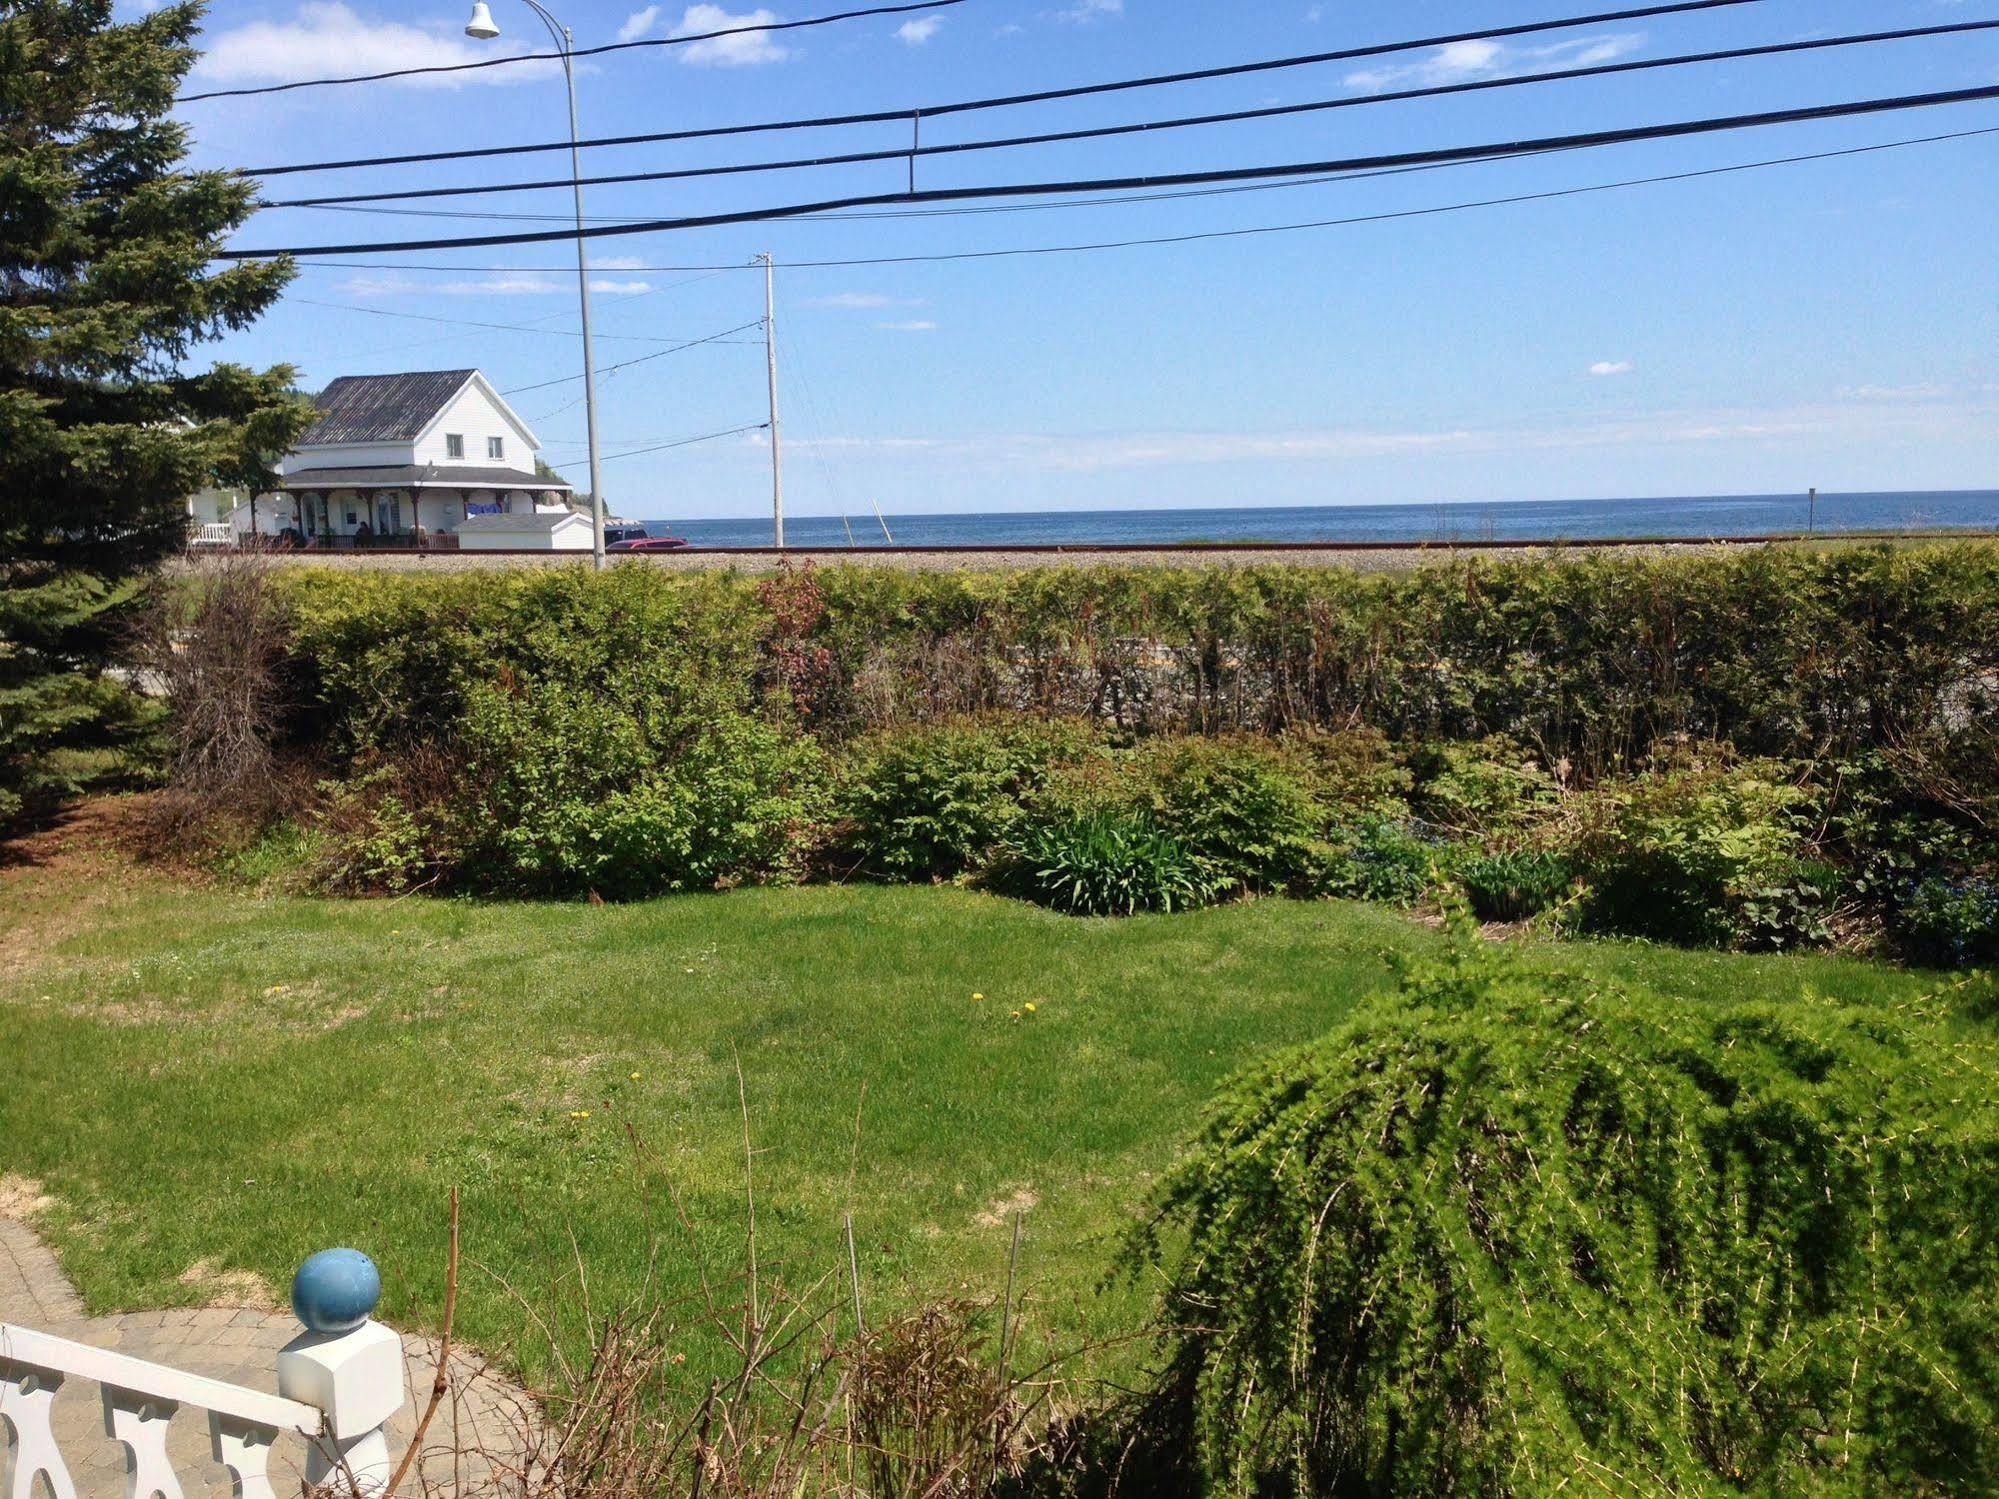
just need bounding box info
[1808,486,1817,534]
[760,253,784,548]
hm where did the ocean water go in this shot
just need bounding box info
[641,490,1999,549]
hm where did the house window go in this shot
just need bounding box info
[487,436,505,461]
[445,434,465,460]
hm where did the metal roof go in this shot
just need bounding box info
[297,370,477,445]
[277,464,572,491]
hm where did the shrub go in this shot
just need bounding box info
[1900,875,1999,968]
[1276,725,1413,815]
[452,678,826,900]
[1323,815,1455,905]
[1129,941,1999,1496]
[1131,738,1339,896]
[1007,811,1215,916]
[1458,848,1573,921]
[835,718,1096,880]
[1409,735,1561,833]
[1574,761,1822,948]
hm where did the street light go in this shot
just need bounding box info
[467,0,607,571]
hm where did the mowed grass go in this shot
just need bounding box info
[0,826,1942,1379]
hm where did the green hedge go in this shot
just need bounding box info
[276,544,1999,780]
[208,548,1999,923]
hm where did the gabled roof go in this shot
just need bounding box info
[298,370,478,446]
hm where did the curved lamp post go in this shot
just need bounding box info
[466,0,607,570]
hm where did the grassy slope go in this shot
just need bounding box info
[0,829,1939,1379]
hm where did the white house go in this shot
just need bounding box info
[238,369,577,547]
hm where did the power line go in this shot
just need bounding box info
[257,18,1999,211]
[288,294,729,345]
[501,322,767,394]
[241,0,1776,178]
[216,82,1999,259]
[599,423,770,464]
[180,0,966,103]
[270,127,1999,276]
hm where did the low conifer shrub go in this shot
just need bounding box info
[1129,942,1999,1496]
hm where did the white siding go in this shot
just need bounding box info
[412,378,536,469]
[281,440,411,474]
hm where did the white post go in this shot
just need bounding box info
[762,252,784,549]
[277,1250,404,1496]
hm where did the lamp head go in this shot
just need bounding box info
[465,2,501,39]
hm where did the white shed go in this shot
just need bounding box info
[456,510,594,552]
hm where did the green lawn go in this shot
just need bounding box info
[0,833,1943,1380]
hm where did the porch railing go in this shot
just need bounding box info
[0,1249,405,1499]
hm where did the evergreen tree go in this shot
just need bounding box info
[0,0,309,830]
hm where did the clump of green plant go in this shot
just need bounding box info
[1128,737,1339,896]
[1007,811,1215,916]
[451,675,828,901]
[1572,760,1828,948]
[1899,875,1999,968]
[1127,941,1999,1496]
[1409,734,1561,833]
[1323,815,1455,905]
[834,718,1096,880]
[1457,848,1573,921]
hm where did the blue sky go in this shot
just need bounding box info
[163,0,1999,521]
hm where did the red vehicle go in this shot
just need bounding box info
[607,535,690,552]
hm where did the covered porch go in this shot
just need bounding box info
[243,464,575,548]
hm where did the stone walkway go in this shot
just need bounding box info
[1,1218,527,1496]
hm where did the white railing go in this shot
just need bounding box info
[0,1250,405,1499]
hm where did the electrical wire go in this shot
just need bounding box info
[258,18,1999,211]
[289,293,731,344]
[216,82,1999,258]
[598,423,770,463]
[501,321,766,393]
[271,127,1999,276]
[242,0,1775,177]
[180,0,966,103]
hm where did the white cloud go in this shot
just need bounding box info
[895,15,943,44]
[670,4,790,66]
[807,291,925,308]
[194,2,558,88]
[590,279,655,294]
[1054,0,1121,21]
[876,320,938,332]
[337,273,563,297]
[592,256,654,270]
[1590,361,1634,377]
[1346,32,1643,91]
[783,396,1999,474]
[1837,381,1951,401]
[617,5,662,42]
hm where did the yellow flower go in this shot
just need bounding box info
[972,992,985,1001]
[1023,1002,1038,1013]
[568,1109,591,1120]
[1009,1010,1022,1022]
[629,1071,642,1080]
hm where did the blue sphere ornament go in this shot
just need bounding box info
[291,1248,382,1333]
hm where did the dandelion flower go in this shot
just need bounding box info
[1009,1010,1022,1022]
[1024,1002,1037,1013]
[629,1071,642,1080]
[972,992,985,1001]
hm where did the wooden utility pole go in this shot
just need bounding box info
[760,253,784,548]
